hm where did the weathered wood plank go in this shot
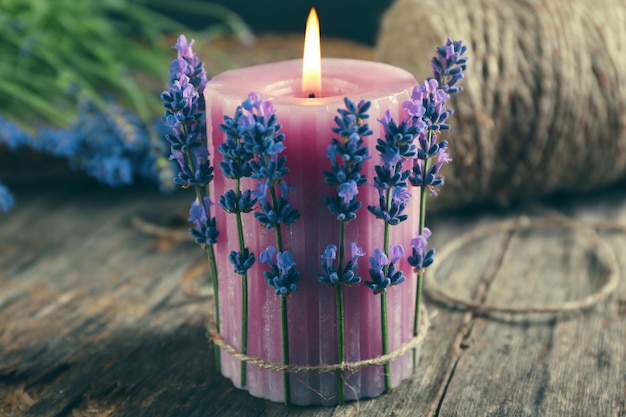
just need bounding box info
[0,181,465,416]
[429,197,626,417]
[1,180,625,417]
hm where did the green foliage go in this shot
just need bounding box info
[0,0,250,127]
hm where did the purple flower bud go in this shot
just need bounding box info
[242,92,262,112]
[174,35,195,59]
[277,250,296,275]
[238,113,255,131]
[325,144,339,166]
[435,148,453,169]
[169,151,185,168]
[261,100,275,117]
[266,141,285,157]
[411,227,432,250]
[369,248,388,271]
[188,198,208,228]
[338,180,359,203]
[350,242,365,265]
[381,146,401,166]
[389,244,405,264]
[402,100,426,119]
[392,187,411,205]
[252,180,269,203]
[378,109,394,135]
[321,244,337,268]
[259,246,276,266]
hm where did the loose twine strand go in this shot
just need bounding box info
[424,205,620,314]
[377,0,626,209]
[206,307,430,374]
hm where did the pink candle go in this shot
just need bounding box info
[204,57,421,405]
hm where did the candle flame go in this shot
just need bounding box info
[302,7,322,98]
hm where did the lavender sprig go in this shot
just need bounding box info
[161,35,222,371]
[404,38,468,371]
[238,92,300,404]
[319,98,370,403]
[365,108,419,392]
[217,97,263,389]
[0,101,166,200]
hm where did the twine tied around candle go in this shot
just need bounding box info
[206,306,430,374]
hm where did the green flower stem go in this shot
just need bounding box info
[413,140,431,371]
[335,283,345,404]
[268,185,284,250]
[336,222,347,404]
[381,289,391,393]
[234,179,249,388]
[382,187,393,393]
[267,180,290,403]
[206,244,221,371]
[279,293,291,404]
[240,265,248,387]
[185,148,220,372]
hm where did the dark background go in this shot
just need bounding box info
[156,0,394,45]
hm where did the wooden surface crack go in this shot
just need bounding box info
[432,226,515,415]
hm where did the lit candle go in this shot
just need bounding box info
[205,9,420,406]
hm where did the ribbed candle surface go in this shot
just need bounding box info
[205,58,420,405]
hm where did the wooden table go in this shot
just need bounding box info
[2,33,626,417]
[0,179,624,417]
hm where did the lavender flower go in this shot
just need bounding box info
[162,35,217,247]
[188,197,219,246]
[2,98,160,189]
[365,108,418,295]
[404,39,468,195]
[407,228,435,272]
[260,246,300,295]
[432,38,469,94]
[163,34,223,375]
[218,109,255,180]
[321,99,372,404]
[323,98,372,222]
[227,92,299,230]
[367,110,419,226]
[229,248,256,275]
[364,246,406,293]
[169,35,208,94]
[217,97,265,277]
[219,189,256,214]
[317,242,363,286]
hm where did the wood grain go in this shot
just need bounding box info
[0,180,624,417]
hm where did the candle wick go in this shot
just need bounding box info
[308,93,316,98]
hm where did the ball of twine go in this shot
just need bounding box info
[376,0,626,209]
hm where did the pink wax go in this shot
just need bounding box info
[204,58,420,405]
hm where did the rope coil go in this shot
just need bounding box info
[424,206,620,313]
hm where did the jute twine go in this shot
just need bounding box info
[424,205,620,313]
[206,306,430,374]
[377,0,626,209]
